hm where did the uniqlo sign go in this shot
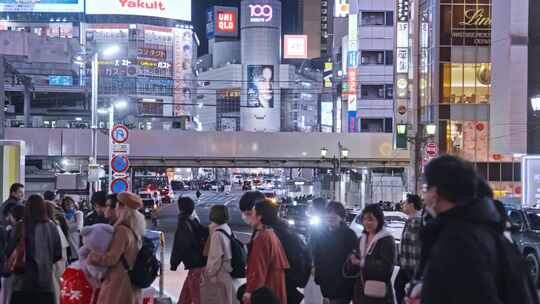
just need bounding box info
[216,10,237,33]
[208,6,238,37]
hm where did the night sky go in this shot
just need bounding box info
[192,0,300,56]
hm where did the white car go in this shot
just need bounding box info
[350,211,409,244]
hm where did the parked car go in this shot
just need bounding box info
[505,204,540,285]
[350,211,408,244]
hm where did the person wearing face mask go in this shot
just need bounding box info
[348,204,395,304]
[239,191,267,227]
[244,199,289,304]
[171,197,209,304]
[313,202,357,304]
[407,155,512,304]
[61,196,84,261]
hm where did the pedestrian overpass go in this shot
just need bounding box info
[4,128,410,168]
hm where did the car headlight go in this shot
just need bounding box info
[288,219,295,226]
[310,216,321,226]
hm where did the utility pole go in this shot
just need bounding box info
[0,55,4,140]
[409,0,421,194]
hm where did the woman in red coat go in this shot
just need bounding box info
[244,199,289,304]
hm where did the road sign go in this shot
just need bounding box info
[111,124,129,144]
[111,178,129,193]
[111,154,129,174]
[112,143,130,154]
[425,142,438,157]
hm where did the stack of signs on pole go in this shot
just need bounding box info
[394,0,410,148]
[347,0,358,132]
[110,124,130,194]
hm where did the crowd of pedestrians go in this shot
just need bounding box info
[0,186,147,304]
[1,154,540,304]
[170,155,540,304]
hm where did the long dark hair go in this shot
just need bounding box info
[25,194,50,225]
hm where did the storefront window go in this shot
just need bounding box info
[440,63,490,104]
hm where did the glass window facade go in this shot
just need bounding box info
[418,0,518,195]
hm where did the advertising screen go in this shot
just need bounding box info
[0,0,83,12]
[247,65,274,108]
[215,6,238,37]
[284,35,308,59]
[86,0,191,22]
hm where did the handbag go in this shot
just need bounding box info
[363,280,387,298]
[8,224,26,274]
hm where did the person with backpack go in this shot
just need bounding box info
[87,191,146,304]
[244,199,289,304]
[171,197,209,304]
[202,205,237,304]
[313,202,357,304]
[407,155,539,304]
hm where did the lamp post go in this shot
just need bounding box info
[98,99,127,192]
[409,123,437,193]
[77,45,120,196]
[321,142,349,202]
[531,97,540,113]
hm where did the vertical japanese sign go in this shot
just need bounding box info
[347,2,358,132]
[394,0,410,148]
[173,28,193,117]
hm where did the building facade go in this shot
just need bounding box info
[0,0,195,131]
[416,0,523,197]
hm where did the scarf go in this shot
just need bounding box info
[359,229,393,267]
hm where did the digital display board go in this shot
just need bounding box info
[86,0,191,22]
[284,35,308,59]
[0,0,83,12]
[247,65,274,108]
[49,75,73,86]
[207,6,238,38]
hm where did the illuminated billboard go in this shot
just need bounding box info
[284,35,308,59]
[0,0,83,12]
[207,6,238,38]
[86,0,191,22]
[247,65,274,108]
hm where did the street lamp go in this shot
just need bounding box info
[76,45,120,195]
[531,96,540,112]
[425,124,437,136]
[320,142,350,202]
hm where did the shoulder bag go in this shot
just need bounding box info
[8,224,26,274]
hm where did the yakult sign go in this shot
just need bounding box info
[249,4,273,22]
[86,0,191,22]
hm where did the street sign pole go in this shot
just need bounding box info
[109,106,114,192]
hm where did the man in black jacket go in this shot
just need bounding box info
[312,202,357,304]
[171,197,208,304]
[1,183,24,225]
[413,155,504,304]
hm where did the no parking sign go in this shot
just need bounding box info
[111,154,130,174]
[111,124,129,144]
[111,178,129,193]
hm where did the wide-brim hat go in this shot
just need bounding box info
[117,192,143,209]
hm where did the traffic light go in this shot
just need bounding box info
[395,123,408,149]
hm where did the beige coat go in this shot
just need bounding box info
[88,224,142,304]
[201,224,236,304]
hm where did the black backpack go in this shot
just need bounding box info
[217,229,247,278]
[273,226,312,288]
[493,232,540,304]
[122,231,161,289]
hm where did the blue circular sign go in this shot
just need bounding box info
[111,178,129,194]
[111,154,129,173]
